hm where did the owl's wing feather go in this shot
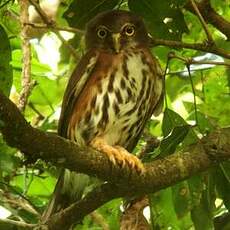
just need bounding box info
[43,50,99,221]
[58,49,98,137]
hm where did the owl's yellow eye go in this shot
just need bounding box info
[97,28,107,39]
[124,25,135,36]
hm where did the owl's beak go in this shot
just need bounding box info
[112,33,121,53]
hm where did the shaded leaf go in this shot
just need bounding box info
[191,190,214,230]
[0,137,18,174]
[172,182,191,218]
[149,188,181,229]
[162,108,187,136]
[216,163,230,211]
[187,111,214,134]
[160,125,190,156]
[63,0,120,29]
[187,175,204,207]
[150,188,193,229]
[128,0,188,40]
[0,24,12,96]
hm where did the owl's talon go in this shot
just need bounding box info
[90,138,144,173]
[114,146,145,173]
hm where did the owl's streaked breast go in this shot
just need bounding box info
[68,48,162,151]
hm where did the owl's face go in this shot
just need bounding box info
[85,10,149,53]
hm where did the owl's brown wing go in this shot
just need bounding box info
[58,49,99,137]
[43,50,100,220]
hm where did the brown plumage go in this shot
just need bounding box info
[43,10,163,225]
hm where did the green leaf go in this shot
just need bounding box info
[63,0,120,29]
[149,188,181,229]
[128,0,188,40]
[0,24,13,96]
[162,108,187,136]
[187,111,214,134]
[150,187,193,229]
[187,175,204,207]
[27,173,56,197]
[11,50,51,75]
[160,125,190,156]
[172,182,191,218]
[216,163,230,211]
[0,137,18,174]
[191,190,214,230]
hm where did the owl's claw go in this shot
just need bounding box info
[114,146,145,173]
[90,138,145,174]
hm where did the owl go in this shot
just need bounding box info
[43,10,163,223]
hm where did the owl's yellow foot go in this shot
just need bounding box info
[90,137,145,174]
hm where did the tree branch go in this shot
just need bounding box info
[189,0,214,43]
[185,0,230,40]
[18,0,32,112]
[0,218,37,229]
[0,91,230,229]
[28,0,79,60]
[150,38,230,59]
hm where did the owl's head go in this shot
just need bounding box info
[85,10,150,53]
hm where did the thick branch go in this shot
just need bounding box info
[0,91,230,229]
[0,91,229,186]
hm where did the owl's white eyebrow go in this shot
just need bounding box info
[97,25,111,32]
[120,23,135,31]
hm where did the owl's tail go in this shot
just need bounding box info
[41,170,91,227]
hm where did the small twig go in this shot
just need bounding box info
[3,198,40,217]
[162,53,173,108]
[151,38,230,59]
[28,102,45,126]
[0,181,39,212]
[186,64,200,130]
[0,218,37,229]
[117,0,125,9]
[28,0,79,60]
[18,0,33,112]
[28,0,53,25]
[190,0,214,44]
[55,31,79,60]
[0,0,12,9]
[167,53,204,132]
[185,0,230,40]
[28,102,44,118]
[167,53,230,67]
[26,22,84,34]
[187,60,230,67]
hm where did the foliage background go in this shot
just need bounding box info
[0,0,230,229]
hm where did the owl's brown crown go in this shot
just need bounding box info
[85,10,150,53]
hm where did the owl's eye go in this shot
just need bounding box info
[124,25,135,36]
[97,28,107,39]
